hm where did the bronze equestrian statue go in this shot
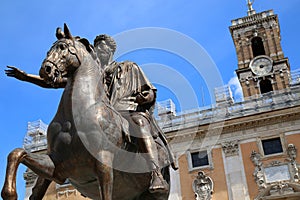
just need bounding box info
[2,24,176,200]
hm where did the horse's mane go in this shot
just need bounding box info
[74,36,100,65]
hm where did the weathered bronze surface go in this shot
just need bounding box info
[2,24,176,200]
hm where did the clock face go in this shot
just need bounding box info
[250,56,273,76]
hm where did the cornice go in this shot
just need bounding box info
[166,106,300,143]
[221,108,300,134]
[229,11,278,34]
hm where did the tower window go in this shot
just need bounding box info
[252,37,266,57]
[260,79,273,94]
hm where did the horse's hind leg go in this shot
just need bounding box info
[1,148,55,200]
[95,151,114,200]
[29,177,52,200]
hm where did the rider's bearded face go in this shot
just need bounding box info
[95,40,111,66]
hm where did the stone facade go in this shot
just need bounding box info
[164,86,300,200]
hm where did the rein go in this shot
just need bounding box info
[46,39,82,72]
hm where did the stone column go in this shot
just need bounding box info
[168,164,182,200]
[222,141,250,200]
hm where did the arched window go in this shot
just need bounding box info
[251,37,265,57]
[259,79,273,94]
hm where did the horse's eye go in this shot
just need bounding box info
[59,43,66,50]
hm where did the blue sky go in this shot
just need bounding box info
[1,0,300,199]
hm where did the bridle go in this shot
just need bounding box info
[44,38,81,76]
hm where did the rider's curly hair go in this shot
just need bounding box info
[94,34,117,54]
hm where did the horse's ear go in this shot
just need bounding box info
[56,27,65,39]
[79,38,92,52]
[64,23,73,39]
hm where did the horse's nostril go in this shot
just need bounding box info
[45,65,52,73]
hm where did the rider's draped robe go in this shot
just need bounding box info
[107,61,156,112]
[105,61,176,167]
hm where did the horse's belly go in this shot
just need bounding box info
[70,171,151,200]
[69,178,99,199]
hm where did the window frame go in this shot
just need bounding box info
[258,135,286,157]
[187,149,213,171]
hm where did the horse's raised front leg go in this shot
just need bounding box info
[95,151,114,200]
[1,148,55,200]
[29,177,52,200]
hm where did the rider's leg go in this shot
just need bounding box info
[95,150,114,200]
[130,113,168,193]
[140,136,169,193]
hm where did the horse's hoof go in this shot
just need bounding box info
[149,171,169,194]
[149,185,169,194]
[1,187,17,200]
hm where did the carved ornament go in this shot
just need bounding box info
[222,140,239,157]
[192,171,213,200]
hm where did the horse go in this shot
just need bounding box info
[1,24,170,200]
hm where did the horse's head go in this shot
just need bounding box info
[39,24,96,85]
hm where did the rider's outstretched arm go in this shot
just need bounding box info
[5,66,66,88]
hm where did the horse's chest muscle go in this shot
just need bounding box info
[47,90,74,148]
[47,121,73,152]
[59,89,73,118]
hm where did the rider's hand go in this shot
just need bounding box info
[135,93,147,104]
[5,66,28,81]
[135,90,155,105]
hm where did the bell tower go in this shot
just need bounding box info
[229,2,291,99]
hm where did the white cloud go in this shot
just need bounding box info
[228,74,243,101]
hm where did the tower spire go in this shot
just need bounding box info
[247,0,256,16]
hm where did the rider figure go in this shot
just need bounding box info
[94,34,173,193]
